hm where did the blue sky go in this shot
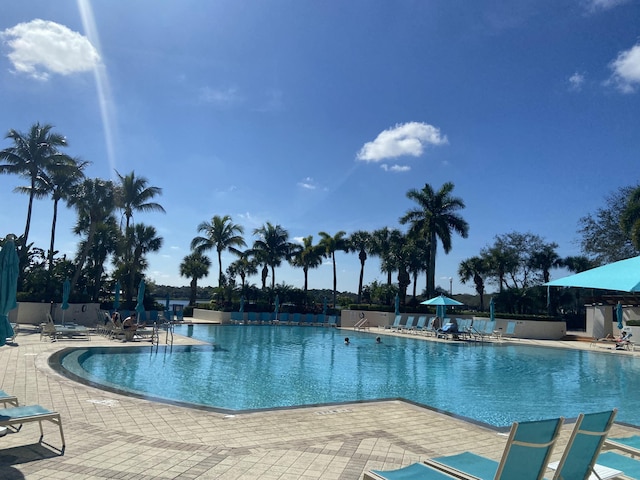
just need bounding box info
[0,0,639,296]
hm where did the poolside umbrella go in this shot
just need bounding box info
[617,302,624,331]
[239,296,245,313]
[0,237,19,347]
[114,281,120,312]
[61,277,70,326]
[135,279,146,324]
[421,294,464,320]
[394,293,400,316]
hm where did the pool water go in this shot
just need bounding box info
[57,325,639,427]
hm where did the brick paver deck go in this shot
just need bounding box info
[0,323,638,479]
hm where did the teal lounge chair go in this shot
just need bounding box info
[412,316,427,333]
[424,416,564,480]
[0,389,19,407]
[605,434,640,455]
[597,452,640,479]
[547,409,618,480]
[399,316,415,332]
[0,404,65,453]
[364,462,459,480]
[386,315,402,330]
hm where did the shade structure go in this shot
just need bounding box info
[135,279,146,323]
[617,302,624,330]
[0,238,19,347]
[545,256,640,292]
[421,294,463,320]
[394,293,400,315]
[239,296,245,313]
[114,281,121,311]
[61,277,70,325]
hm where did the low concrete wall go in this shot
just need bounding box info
[193,309,228,323]
[14,302,102,326]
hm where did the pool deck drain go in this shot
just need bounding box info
[0,323,638,479]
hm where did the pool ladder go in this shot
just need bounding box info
[150,322,174,349]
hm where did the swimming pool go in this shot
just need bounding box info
[54,325,639,427]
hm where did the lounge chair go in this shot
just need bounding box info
[605,434,640,456]
[399,316,415,332]
[385,315,402,330]
[597,452,640,479]
[0,404,65,453]
[364,462,459,480]
[0,389,19,407]
[547,409,618,479]
[411,316,427,333]
[424,416,564,480]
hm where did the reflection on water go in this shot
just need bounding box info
[60,325,638,427]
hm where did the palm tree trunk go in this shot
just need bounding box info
[22,181,36,253]
[217,251,223,288]
[332,253,337,307]
[357,260,365,304]
[48,198,59,270]
[71,222,96,294]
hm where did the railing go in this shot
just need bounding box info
[354,317,369,330]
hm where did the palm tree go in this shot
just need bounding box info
[251,222,290,290]
[400,182,469,297]
[68,178,116,293]
[78,217,121,301]
[458,256,488,311]
[228,251,259,295]
[30,157,89,270]
[120,223,163,304]
[562,255,596,273]
[115,170,166,231]
[0,123,71,255]
[370,227,403,286]
[348,230,372,304]
[318,230,350,308]
[529,242,561,283]
[289,235,324,297]
[180,251,211,306]
[191,215,246,287]
[405,235,429,301]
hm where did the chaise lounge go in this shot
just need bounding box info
[0,404,65,454]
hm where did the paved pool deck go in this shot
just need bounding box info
[0,322,638,479]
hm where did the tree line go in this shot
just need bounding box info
[2,122,640,317]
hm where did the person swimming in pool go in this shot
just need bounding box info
[344,337,350,345]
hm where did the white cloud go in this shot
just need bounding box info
[1,19,100,80]
[381,164,411,173]
[297,177,317,190]
[585,0,631,12]
[199,86,242,106]
[608,43,640,93]
[356,122,448,163]
[568,72,585,91]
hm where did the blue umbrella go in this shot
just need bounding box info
[274,294,280,319]
[421,294,464,320]
[617,302,624,331]
[0,237,19,347]
[239,296,245,313]
[61,277,70,325]
[114,281,120,311]
[394,293,400,316]
[135,279,146,323]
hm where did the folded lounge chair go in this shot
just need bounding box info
[424,416,564,480]
[0,404,65,453]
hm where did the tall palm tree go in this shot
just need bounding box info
[318,230,350,308]
[29,157,89,270]
[370,227,403,286]
[180,251,211,306]
[251,222,290,290]
[400,182,469,297]
[405,235,429,300]
[289,235,324,297]
[348,230,372,304]
[191,215,246,287]
[0,123,70,255]
[228,251,259,294]
[68,178,116,293]
[458,256,488,311]
[78,217,121,301]
[115,170,166,231]
[119,223,163,304]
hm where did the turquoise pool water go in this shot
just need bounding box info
[56,325,639,427]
